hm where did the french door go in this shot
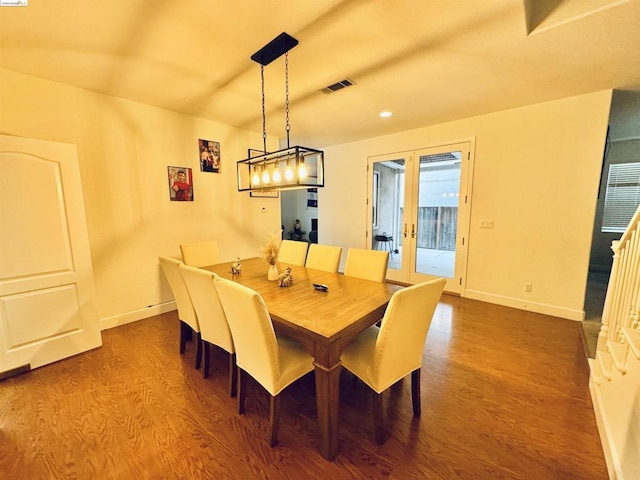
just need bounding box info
[367,141,472,293]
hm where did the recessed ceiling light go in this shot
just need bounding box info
[379,111,392,118]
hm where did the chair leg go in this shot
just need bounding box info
[195,332,202,369]
[237,368,247,415]
[203,341,210,379]
[373,392,385,444]
[229,353,238,397]
[411,368,421,416]
[179,321,188,354]
[270,394,281,447]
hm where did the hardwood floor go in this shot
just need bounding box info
[0,295,607,479]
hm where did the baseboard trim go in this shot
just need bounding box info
[589,372,619,480]
[464,289,584,320]
[100,301,176,331]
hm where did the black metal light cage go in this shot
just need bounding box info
[237,32,325,193]
[237,145,324,192]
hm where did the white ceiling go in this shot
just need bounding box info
[1,0,639,146]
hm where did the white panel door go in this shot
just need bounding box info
[0,135,101,373]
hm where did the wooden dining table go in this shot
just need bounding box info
[204,256,402,460]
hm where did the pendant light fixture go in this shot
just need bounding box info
[236,32,324,193]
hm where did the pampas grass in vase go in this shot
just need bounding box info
[260,232,281,280]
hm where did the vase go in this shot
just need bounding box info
[267,264,279,281]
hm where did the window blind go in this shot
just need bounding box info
[602,162,640,233]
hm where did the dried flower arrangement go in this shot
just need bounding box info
[259,232,281,265]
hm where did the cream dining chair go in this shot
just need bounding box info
[304,244,342,273]
[213,276,314,446]
[180,240,220,267]
[277,239,309,266]
[344,247,389,283]
[159,256,202,369]
[340,277,446,444]
[179,265,237,395]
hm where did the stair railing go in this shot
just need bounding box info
[597,204,640,354]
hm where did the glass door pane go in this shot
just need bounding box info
[409,142,471,294]
[367,153,410,283]
[414,151,461,278]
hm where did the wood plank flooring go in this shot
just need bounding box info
[0,295,608,479]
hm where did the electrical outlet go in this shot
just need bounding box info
[524,283,532,292]
[480,220,493,229]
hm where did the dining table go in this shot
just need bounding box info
[204,256,403,460]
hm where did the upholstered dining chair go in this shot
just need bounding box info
[179,265,237,395]
[305,244,342,273]
[344,247,389,283]
[340,277,446,444]
[180,240,220,267]
[277,239,309,266]
[214,276,314,446]
[159,256,202,369]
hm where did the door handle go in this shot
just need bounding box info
[411,224,416,238]
[402,223,407,238]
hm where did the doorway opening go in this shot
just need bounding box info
[281,189,318,244]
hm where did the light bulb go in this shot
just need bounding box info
[272,167,282,184]
[298,160,307,180]
[285,161,294,181]
[262,167,270,184]
[252,167,260,186]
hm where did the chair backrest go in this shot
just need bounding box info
[278,239,309,266]
[374,278,446,392]
[179,265,234,353]
[305,244,342,273]
[344,248,389,282]
[180,240,220,267]
[158,256,199,332]
[213,276,280,394]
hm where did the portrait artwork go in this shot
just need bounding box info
[167,166,193,201]
[199,138,221,173]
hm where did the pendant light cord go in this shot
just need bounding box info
[261,65,267,154]
[285,52,291,149]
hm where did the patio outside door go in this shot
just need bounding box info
[367,141,472,293]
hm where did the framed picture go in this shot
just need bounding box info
[198,138,220,173]
[307,188,318,207]
[168,166,193,201]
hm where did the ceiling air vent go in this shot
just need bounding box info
[321,78,355,94]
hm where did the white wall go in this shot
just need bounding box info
[0,69,282,329]
[319,91,612,320]
[0,66,612,323]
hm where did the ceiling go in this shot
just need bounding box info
[1,0,639,147]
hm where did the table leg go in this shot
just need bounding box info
[314,360,342,460]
